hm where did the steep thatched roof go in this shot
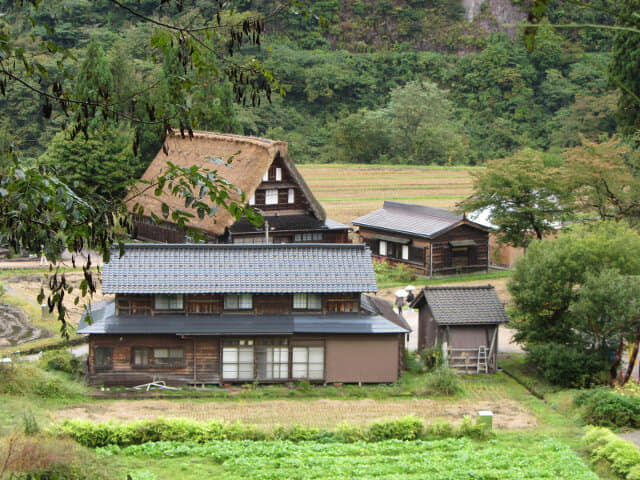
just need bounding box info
[127,131,325,236]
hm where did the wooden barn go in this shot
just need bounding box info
[352,202,491,276]
[78,244,410,386]
[410,286,509,373]
[129,131,350,244]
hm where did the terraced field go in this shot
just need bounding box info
[297,164,478,224]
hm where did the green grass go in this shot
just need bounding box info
[320,195,467,202]
[376,266,512,290]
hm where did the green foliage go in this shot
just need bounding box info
[38,349,83,377]
[526,343,607,388]
[56,416,491,448]
[373,260,419,288]
[0,360,86,399]
[96,437,596,479]
[23,410,41,435]
[584,426,640,479]
[423,366,462,396]
[575,390,640,428]
[368,416,424,441]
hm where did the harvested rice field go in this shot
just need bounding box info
[297,164,478,224]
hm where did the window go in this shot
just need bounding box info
[402,245,409,260]
[293,293,322,310]
[265,189,278,205]
[288,188,294,204]
[379,240,387,256]
[263,171,269,182]
[132,347,149,368]
[155,294,183,310]
[294,232,322,242]
[275,168,282,181]
[256,339,289,380]
[94,346,113,371]
[233,236,268,244]
[153,347,184,368]
[249,194,255,206]
[222,339,254,380]
[224,294,253,310]
[292,347,324,380]
[409,246,424,263]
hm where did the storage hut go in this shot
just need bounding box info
[410,285,509,373]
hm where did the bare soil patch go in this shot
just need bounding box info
[53,397,535,430]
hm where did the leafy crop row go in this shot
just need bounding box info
[101,437,598,480]
[583,426,640,479]
[54,416,488,448]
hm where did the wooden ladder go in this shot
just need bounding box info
[477,346,488,374]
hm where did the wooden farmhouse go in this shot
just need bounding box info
[78,244,410,386]
[129,131,350,244]
[410,286,509,373]
[352,201,491,276]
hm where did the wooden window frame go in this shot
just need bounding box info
[265,189,278,205]
[224,294,253,311]
[154,294,184,311]
[153,347,185,368]
[222,338,255,381]
[293,293,322,311]
[94,346,113,371]
[291,346,325,381]
[131,347,150,369]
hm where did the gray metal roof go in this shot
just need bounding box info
[77,301,408,335]
[411,286,509,325]
[353,201,480,239]
[102,244,377,294]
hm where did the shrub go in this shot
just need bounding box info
[574,390,640,428]
[405,350,425,374]
[420,345,445,371]
[23,410,40,435]
[423,367,461,396]
[368,416,424,441]
[456,415,489,440]
[0,360,85,398]
[526,343,608,388]
[333,423,367,443]
[39,349,83,377]
[0,433,107,480]
[373,260,418,286]
[583,426,640,479]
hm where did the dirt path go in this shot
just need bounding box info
[53,397,536,430]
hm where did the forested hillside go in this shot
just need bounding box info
[0,0,620,171]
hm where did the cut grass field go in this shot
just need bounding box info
[297,164,478,224]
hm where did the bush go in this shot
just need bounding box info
[421,345,445,371]
[405,350,425,374]
[574,390,640,428]
[423,367,462,396]
[54,416,490,447]
[0,433,107,480]
[0,360,85,398]
[583,426,640,479]
[39,349,83,377]
[526,343,608,388]
[373,260,418,286]
[368,416,424,441]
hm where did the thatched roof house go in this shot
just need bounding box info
[129,132,349,244]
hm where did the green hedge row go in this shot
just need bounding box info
[574,390,640,428]
[54,415,489,448]
[583,427,640,479]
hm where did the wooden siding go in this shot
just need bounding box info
[115,293,361,316]
[437,325,499,373]
[430,223,489,274]
[88,334,220,386]
[88,332,404,385]
[253,156,311,213]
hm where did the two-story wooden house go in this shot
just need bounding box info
[78,244,409,386]
[352,201,491,276]
[129,131,350,244]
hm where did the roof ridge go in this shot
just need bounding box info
[113,243,368,250]
[424,285,495,290]
[382,201,462,220]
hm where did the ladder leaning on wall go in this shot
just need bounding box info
[477,346,488,374]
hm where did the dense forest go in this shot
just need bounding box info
[0,0,625,173]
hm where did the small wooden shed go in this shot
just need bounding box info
[410,286,509,373]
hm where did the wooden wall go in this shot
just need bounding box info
[116,293,361,316]
[430,223,489,274]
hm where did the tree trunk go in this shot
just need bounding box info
[610,338,625,384]
[622,325,640,385]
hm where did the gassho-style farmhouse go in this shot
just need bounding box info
[129,131,350,244]
[79,243,410,386]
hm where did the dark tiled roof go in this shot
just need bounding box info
[102,244,377,294]
[353,201,473,238]
[411,285,509,325]
[361,294,412,332]
[229,215,349,234]
[78,302,407,335]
